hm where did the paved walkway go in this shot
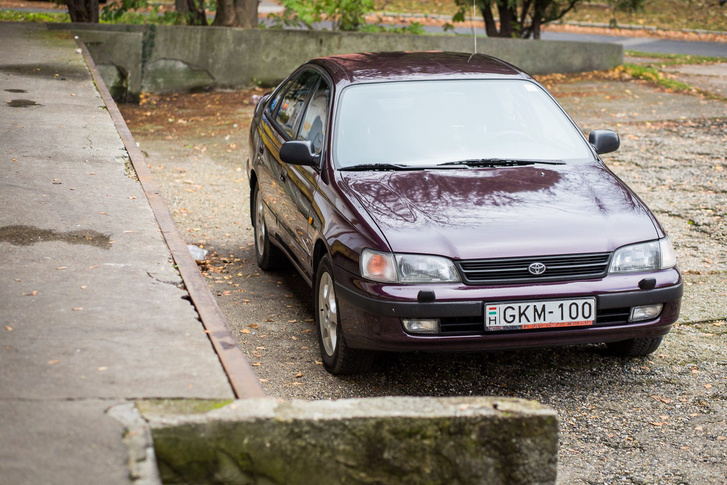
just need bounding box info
[0,23,234,485]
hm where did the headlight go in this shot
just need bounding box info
[361,249,461,283]
[609,237,676,274]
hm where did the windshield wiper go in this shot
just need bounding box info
[437,158,565,168]
[339,163,422,171]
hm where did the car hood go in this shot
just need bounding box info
[339,164,659,260]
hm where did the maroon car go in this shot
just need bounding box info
[247,52,682,374]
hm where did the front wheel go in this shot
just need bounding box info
[315,255,374,375]
[606,336,663,357]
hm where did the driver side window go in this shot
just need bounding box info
[274,71,320,139]
[297,80,330,154]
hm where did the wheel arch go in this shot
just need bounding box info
[312,239,329,280]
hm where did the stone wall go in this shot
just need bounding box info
[52,23,623,101]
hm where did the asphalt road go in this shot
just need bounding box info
[541,32,727,58]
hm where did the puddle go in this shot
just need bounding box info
[0,63,88,81]
[0,225,111,249]
[4,89,27,93]
[6,99,40,108]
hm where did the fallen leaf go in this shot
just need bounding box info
[4,326,12,332]
[72,307,83,311]
[295,371,303,378]
[97,366,108,371]
[302,329,312,333]
[705,384,713,389]
[23,290,38,296]
[315,361,323,365]
[248,324,259,329]
[241,329,251,334]
[291,382,302,386]
[259,379,269,383]
[56,266,67,270]
[251,362,262,367]
[47,360,61,365]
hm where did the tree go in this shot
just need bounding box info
[65,0,99,22]
[454,0,584,39]
[270,0,375,31]
[213,0,259,28]
[175,0,208,25]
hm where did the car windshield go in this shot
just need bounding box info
[334,79,593,169]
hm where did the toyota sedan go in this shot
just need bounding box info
[247,52,682,374]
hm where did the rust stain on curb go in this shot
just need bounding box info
[76,38,265,399]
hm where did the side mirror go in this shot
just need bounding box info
[588,129,620,155]
[279,140,320,168]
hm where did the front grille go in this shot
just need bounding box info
[439,307,631,335]
[457,252,611,285]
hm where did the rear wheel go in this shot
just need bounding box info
[606,336,663,357]
[315,255,374,375]
[253,185,279,270]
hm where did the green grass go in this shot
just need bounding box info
[620,63,725,100]
[0,10,70,22]
[626,50,726,65]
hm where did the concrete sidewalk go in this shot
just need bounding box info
[0,23,235,484]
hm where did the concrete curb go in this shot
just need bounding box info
[76,37,265,399]
[142,397,559,485]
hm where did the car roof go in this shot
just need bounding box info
[308,51,531,86]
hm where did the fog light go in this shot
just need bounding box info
[629,304,663,322]
[402,318,440,334]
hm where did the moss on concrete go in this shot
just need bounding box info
[145,396,558,485]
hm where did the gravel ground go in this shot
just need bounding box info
[120,64,727,484]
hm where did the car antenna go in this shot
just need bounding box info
[468,0,477,62]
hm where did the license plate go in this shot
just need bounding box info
[485,298,595,331]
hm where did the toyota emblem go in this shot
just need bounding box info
[528,262,547,275]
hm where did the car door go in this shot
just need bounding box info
[258,69,329,276]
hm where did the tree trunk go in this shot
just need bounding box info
[497,1,516,38]
[185,0,207,25]
[213,0,257,27]
[235,0,258,28]
[65,0,99,23]
[480,2,499,37]
[213,0,235,26]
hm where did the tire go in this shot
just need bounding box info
[253,185,280,270]
[315,255,375,375]
[606,336,663,357]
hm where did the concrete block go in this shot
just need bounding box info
[142,397,558,485]
[73,29,143,101]
[56,24,622,97]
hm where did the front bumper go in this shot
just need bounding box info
[334,268,683,352]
